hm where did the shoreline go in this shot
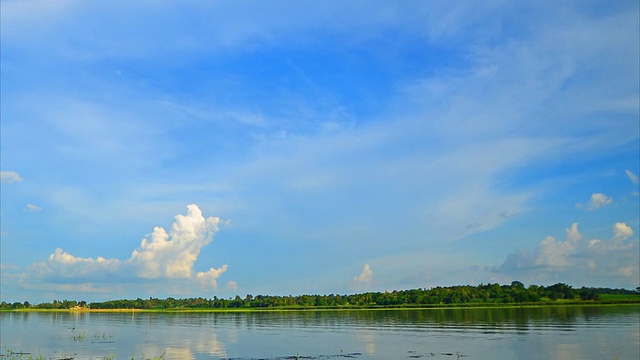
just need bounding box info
[3,300,638,313]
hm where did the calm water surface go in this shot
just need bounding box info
[2,306,639,360]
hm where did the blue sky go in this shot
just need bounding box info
[1,0,638,303]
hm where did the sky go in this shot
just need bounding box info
[1,0,639,304]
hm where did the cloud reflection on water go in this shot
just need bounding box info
[355,329,377,356]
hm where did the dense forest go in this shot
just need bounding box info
[2,282,638,310]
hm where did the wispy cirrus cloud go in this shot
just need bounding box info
[25,204,42,212]
[0,171,23,184]
[1,1,637,301]
[625,170,639,184]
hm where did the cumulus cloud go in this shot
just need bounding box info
[27,248,121,279]
[0,171,23,183]
[226,280,239,292]
[21,204,228,293]
[534,236,574,267]
[129,204,225,278]
[195,265,229,289]
[612,222,633,241]
[528,223,581,268]
[22,249,123,295]
[495,222,638,287]
[352,264,373,289]
[585,193,613,210]
[625,170,639,184]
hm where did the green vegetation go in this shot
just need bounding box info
[1,282,637,311]
[1,349,46,360]
[1,348,165,360]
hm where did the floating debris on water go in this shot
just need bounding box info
[406,351,467,358]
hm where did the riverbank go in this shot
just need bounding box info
[4,283,637,312]
[3,298,638,313]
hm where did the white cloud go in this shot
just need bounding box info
[195,265,229,289]
[618,266,634,277]
[27,248,121,280]
[625,169,639,184]
[25,204,42,212]
[565,222,582,242]
[495,222,639,287]
[534,236,574,268]
[225,280,239,292]
[0,263,18,271]
[129,204,225,279]
[612,222,633,241]
[533,223,581,268]
[0,171,23,183]
[20,204,229,294]
[586,193,613,210]
[352,264,373,289]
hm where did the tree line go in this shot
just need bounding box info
[2,282,638,310]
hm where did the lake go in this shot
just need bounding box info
[1,306,639,360]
